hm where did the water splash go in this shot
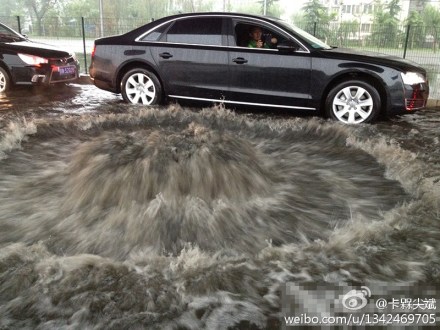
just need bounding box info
[0,104,438,329]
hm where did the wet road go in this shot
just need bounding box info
[0,84,439,329]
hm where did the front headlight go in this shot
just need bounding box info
[18,53,49,65]
[401,72,426,85]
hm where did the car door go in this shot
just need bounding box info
[150,16,229,101]
[227,19,314,110]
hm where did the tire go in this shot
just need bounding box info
[0,67,11,93]
[325,80,381,124]
[120,68,162,105]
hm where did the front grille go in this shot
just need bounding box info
[48,56,76,66]
[50,71,77,82]
[46,55,79,83]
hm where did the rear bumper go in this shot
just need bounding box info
[90,76,118,93]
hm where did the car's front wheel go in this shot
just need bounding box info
[120,68,162,105]
[0,67,11,93]
[325,80,381,124]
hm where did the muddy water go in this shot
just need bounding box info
[0,86,439,329]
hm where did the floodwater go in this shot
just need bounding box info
[0,84,439,329]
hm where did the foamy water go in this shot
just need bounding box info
[0,101,439,329]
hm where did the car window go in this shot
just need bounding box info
[165,17,223,46]
[234,22,289,49]
[139,22,172,42]
[277,20,331,50]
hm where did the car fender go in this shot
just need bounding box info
[114,55,162,94]
[313,63,402,115]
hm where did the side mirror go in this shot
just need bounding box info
[277,41,300,52]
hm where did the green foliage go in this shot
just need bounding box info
[63,0,98,19]
[369,0,401,48]
[0,0,27,16]
[234,4,261,15]
[387,0,401,18]
[4,0,440,53]
[302,0,335,42]
[422,5,440,51]
[257,0,280,16]
[290,12,306,27]
[174,0,214,13]
[23,0,60,35]
[336,20,360,46]
[405,10,424,48]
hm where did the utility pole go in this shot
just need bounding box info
[99,0,104,37]
[263,0,267,15]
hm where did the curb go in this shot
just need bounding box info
[427,99,440,108]
[77,74,93,85]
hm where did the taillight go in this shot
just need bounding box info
[91,44,96,59]
[18,53,48,66]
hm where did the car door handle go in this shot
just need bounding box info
[232,57,248,64]
[159,52,173,59]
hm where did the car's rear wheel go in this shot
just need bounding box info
[0,67,11,93]
[325,80,381,124]
[121,68,162,105]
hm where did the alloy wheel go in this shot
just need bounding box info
[332,86,374,124]
[124,73,156,105]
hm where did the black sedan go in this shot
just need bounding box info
[89,12,429,124]
[0,22,79,93]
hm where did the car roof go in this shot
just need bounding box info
[155,11,277,22]
[124,12,282,38]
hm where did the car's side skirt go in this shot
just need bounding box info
[168,95,317,111]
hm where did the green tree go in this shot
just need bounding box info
[336,20,360,47]
[23,0,61,35]
[422,4,440,52]
[387,0,401,18]
[290,12,307,29]
[0,0,26,16]
[257,0,280,16]
[302,0,335,42]
[63,0,99,19]
[0,0,27,30]
[405,10,424,48]
[234,3,260,15]
[370,0,401,48]
[174,0,214,13]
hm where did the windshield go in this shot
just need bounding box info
[0,23,26,42]
[277,20,332,50]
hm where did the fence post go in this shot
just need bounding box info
[16,16,21,34]
[403,24,410,59]
[81,17,88,74]
[313,22,317,37]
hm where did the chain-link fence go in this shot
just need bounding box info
[2,16,439,99]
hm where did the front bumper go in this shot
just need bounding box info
[14,62,80,86]
[31,62,80,84]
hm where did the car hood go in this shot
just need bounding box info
[320,47,426,73]
[1,40,73,58]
